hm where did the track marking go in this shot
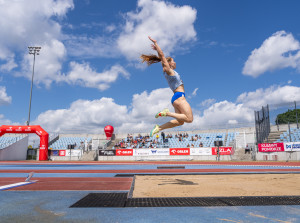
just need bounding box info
[249,213,292,223]
[0,181,36,191]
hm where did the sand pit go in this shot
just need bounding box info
[133,174,300,198]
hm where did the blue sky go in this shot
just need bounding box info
[0,0,300,134]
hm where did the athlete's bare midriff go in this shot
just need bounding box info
[174,84,185,93]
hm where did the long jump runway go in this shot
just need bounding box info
[1,161,300,223]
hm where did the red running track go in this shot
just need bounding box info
[1,161,299,191]
[1,177,132,191]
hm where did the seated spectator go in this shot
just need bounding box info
[187,143,190,148]
[191,144,194,148]
[200,142,203,147]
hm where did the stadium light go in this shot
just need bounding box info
[26,46,41,126]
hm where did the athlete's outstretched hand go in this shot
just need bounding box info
[148,36,157,51]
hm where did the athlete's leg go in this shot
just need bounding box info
[158,106,184,131]
[166,97,193,123]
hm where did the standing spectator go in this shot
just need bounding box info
[161,132,165,143]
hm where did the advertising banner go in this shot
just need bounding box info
[65,150,82,157]
[284,142,300,151]
[169,148,190,155]
[99,149,116,156]
[212,147,233,155]
[190,147,212,156]
[51,150,59,156]
[258,143,284,152]
[116,149,133,156]
[148,148,169,156]
[134,149,151,156]
[59,150,66,156]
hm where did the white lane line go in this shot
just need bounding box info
[0,181,35,191]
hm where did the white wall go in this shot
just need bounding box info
[0,136,29,161]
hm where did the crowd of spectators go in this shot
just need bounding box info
[113,132,206,149]
[113,133,163,149]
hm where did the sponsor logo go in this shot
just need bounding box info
[6,127,13,131]
[15,127,22,132]
[170,148,190,155]
[36,130,43,136]
[258,143,284,152]
[285,143,300,151]
[59,150,66,156]
[116,149,133,156]
[151,150,157,154]
[25,127,31,132]
[40,145,46,150]
[212,147,232,155]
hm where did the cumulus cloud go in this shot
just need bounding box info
[237,85,300,109]
[32,84,300,133]
[243,31,300,77]
[64,62,130,91]
[0,86,12,106]
[0,0,74,87]
[199,98,216,108]
[117,0,197,60]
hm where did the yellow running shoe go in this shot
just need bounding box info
[150,125,160,137]
[155,108,169,118]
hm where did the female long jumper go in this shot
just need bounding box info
[141,36,193,137]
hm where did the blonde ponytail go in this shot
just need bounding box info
[140,54,161,66]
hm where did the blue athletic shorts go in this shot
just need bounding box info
[171,92,185,104]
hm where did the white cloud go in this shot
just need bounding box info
[33,97,130,133]
[192,88,198,96]
[193,101,253,128]
[0,114,14,125]
[117,0,197,60]
[243,31,300,77]
[200,98,216,108]
[65,62,130,91]
[0,0,74,86]
[32,84,300,133]
[19,39,67,88]
[237,85,300,109]
[33,88,173,133]
[0,86,11,106]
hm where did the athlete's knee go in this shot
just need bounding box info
[186,116,193,123]
[177,120,184,126]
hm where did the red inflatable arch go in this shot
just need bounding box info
[0,125,49,161]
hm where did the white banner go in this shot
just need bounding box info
[190,147,212,155]
[65,150,82,156]
[284,142,300,151]
[145,148,170,156]
[134,149,151,156]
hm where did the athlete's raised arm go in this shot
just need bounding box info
[148,36,173,75]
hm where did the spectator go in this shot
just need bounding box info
[161,132,165,143]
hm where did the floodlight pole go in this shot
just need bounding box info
[27,46,41,126]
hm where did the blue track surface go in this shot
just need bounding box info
[1,162,300,223]
[1,191,299,223]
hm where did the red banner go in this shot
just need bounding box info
[212,147,233,155]
[116,149,133,156]
[169,148,190,155]
[258,143,284,152]
[59,150,66,156]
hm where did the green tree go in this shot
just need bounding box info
[276,109,300,124]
